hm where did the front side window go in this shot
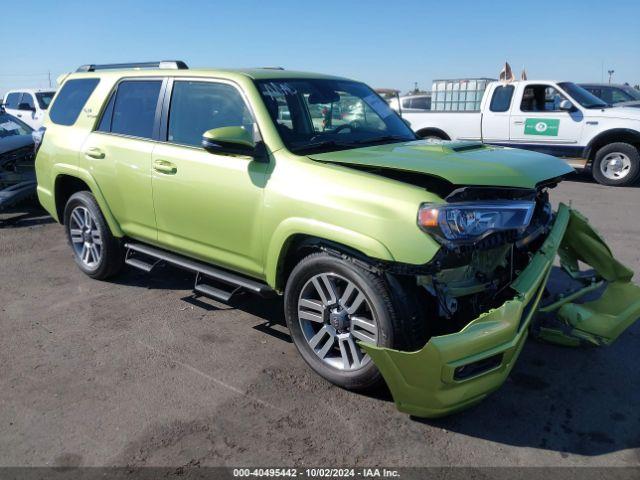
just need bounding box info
[256,79,415,154]
[611,88,634,103]
[109,80,162,139]
[35,91,55,109]
[489,85,514,112]
[49,78,100,126]
[521,85,568,112]
[5,93,21,109]
[167,81,254,147]
[20,93,35,109]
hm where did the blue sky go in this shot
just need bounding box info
[2,0,639,95]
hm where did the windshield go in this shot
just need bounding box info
[558,82,608,108]
[35,91,55,109]
[621,86,640,101]
[255,79,416,154]
[0,112,33,138]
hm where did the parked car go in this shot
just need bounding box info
[35,61,640,418]
[0,110,36,211]
[580,83,640,108]
[3,88,56,130]
[403,80,640,186]
[388,94,432,113]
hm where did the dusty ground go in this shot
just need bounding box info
[0,175,639,468]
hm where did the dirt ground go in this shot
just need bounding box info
[0,175,639,468]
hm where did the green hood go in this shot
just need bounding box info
[309,140,573,189]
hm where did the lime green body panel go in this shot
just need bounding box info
[361,205,640,417]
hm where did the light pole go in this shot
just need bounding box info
[608,70,615,84]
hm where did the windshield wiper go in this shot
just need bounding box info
[291,140,355,154]
[353,135,411,145]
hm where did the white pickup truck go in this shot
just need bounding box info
[403,80,640,186]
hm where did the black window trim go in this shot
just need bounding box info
[158,76,262,152]
[93,76,167,142]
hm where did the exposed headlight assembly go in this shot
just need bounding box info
[418,201,536,245]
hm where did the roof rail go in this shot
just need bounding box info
[76,60,189,73]
[260,66,285,70]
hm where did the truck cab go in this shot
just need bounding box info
[404,80,640,186]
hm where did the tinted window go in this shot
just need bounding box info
[411,97,430,110]
[489,85,514,112]
[49,78,100,126]
[0,112,32,137]
[168,81,254,147]
[110,80,161,139]
[35,92,55,109]
[20,93,35,109]
[97,92,116,132]
[401,98,412,108]
[5,93,21,109]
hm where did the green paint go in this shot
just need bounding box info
[524,118,560,136]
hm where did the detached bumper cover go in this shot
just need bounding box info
[361,203,640,418]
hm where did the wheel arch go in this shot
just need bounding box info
[53,171,123,237]
[415,127,451,140]
[584,128,640,162]
[266,221,395,291]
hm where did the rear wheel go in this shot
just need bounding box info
[284,252,423,391]
[592,143,640,186]
[63,191,124,279]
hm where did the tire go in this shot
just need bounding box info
[592,142,640,186]
[63,191,124,280]
[284,251,424,391]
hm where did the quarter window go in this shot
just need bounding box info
[167,81,254,147]
[489,85,514,112]
[20,93,35,109]
[49,78,100,126]
[109,80,162,139]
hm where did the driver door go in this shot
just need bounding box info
[151,79,268,277]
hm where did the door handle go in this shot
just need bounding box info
[85,147,105,159]
[513,121,524,125]
[153,159,177,174]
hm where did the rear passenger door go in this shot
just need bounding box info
[151,79,268,277]
[81,78,164,242]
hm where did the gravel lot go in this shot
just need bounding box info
[1,175,639,468]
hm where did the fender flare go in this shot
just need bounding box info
[584,128,640,160]
[415,127,451,140]
[53,165,124,237]
[264,217,394,288]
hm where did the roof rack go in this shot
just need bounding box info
[260,66,285,70]
[76,60,188,73]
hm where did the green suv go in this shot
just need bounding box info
[35,61,640,417]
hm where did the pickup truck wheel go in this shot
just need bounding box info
[63,191,124,280]
[284,252,408,391]
[592,143,640,186]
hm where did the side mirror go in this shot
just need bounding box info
[202,126,256,157]
[18,102,35,112]
[559,99,574,111]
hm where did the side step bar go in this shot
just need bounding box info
[124,242,276,302]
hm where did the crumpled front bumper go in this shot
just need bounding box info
[361,203,640,418]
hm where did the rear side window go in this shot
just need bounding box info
[5,93,21,109]
[109,80,162,139]
[49,78,100,126]
[489,85,514,112]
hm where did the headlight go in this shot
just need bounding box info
[418,201,535,244]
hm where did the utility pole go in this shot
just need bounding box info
[48,70,51,88]
[608,69,615,84]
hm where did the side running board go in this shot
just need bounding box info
[124,242,276,302]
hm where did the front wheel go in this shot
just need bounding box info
[592,143,640,186]
[284,252,421,391]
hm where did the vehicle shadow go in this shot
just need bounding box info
[0,204,55,228]
[113,262,639,456]
[564,169,640,188]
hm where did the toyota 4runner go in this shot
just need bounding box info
[35,61,640,417]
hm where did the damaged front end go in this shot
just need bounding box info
[361,202,640,418]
